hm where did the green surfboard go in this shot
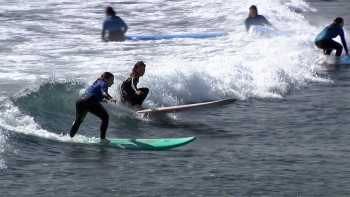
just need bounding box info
[86,136,196,150]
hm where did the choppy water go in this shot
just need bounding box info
[1,0,350,196]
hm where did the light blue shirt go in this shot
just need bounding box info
[102,15,127,32]
[83,80,108,102]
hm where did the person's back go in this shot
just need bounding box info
[315,25,344,42]
[102,7,128,42]
[245,15,270,31]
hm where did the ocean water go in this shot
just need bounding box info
[1,0,350,196]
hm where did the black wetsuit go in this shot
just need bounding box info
[245,15,271,31]
[120,77,149,106]
[70,80,113,139]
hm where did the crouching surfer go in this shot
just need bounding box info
[120,61,149,111]
[315,17,349,64]
[70,72,117,143]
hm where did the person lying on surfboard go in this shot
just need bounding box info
[101,6,128,42]
[120,61,149,111]
[315,17,349,63]
[245,5,272,31]
[70,72,117,143]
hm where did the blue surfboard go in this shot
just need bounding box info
[125,32,227,40]
[340,56,350,65]
[317,56,350,68]
[250,25,283,36]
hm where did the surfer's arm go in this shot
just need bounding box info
[101,21,107,41]
[340,35,349,55]
[260,15,272,27]
[120,18,128,32]
[131,77,143,95]
[244,18,250,31]
[101,29,107,41]
[102,90,116,103]
[131,77,138,92]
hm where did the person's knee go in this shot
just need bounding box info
[142,88,149,95]
[334,42,343,50]
[101,113,109,122]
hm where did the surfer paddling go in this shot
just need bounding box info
[120,61,149,111]
[70,72,117,143]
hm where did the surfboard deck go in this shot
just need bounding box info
[340,56,350,65]
[250,25,283,36]
[137,98,236,114]
[317,56,350,69]
[86,136,196,150]
[125,32,227,40]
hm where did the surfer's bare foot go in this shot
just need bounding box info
[100,138,110,143]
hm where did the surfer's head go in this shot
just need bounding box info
[331,17,344,27]
[106,6,116,16]
[93,72,114,87]
[249,5,258,18]
[130,61,146,77]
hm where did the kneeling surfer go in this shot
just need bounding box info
[120,61,148,111]
[70,72,117,143]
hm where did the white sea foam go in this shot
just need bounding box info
[0,129,8,169]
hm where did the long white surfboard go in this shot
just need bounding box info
[137,98,236,114]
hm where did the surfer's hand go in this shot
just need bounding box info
[110,98,117,103]
[135,90,143,95]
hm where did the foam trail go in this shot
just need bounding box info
[0,129,8,169]
[0,100,97,145]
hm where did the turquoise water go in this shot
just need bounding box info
[1,0,350,196]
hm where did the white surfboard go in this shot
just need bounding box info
[137,99,236,114]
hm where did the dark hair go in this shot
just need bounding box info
[249,5,258,16]
[330,17,343,28]
[129,61,146,77]
[105,6,116,16]
[93,72,114,85]
[249,5,257,11]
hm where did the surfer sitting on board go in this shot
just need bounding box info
[120,61,149,111]
[245,5,272,31]
[70,72,117,143]
[315,17,349,62]
[102,6,128,42]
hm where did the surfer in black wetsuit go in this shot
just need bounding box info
[245,5,272,31]
[120,61,149,111]
[70,72,117,143]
